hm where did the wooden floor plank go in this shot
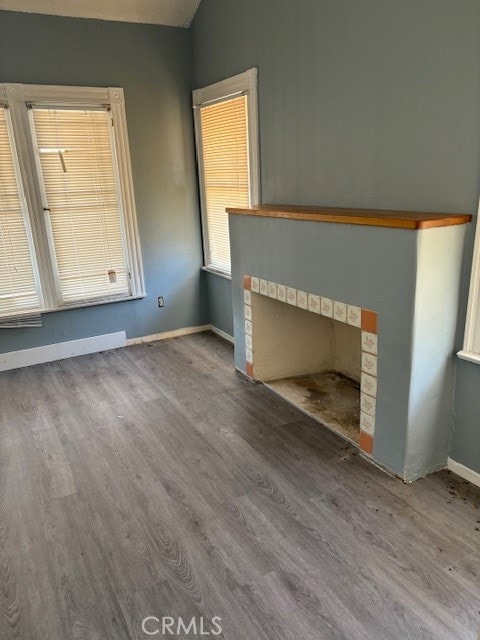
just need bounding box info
[0,331,479,639]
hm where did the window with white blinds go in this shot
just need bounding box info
[0,83,144,321]
[194,69,259,276]
[0,107,40,317]
[198,96,249,273]
[31,107,130,304]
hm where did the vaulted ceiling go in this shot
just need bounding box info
[0,0,201,27]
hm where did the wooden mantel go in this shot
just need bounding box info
[227,204,472,230]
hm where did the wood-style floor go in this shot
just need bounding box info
[0,332,479,640]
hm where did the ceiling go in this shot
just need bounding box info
[0,0,202,27]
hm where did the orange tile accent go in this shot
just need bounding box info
[359,431,374,454]
[246,362,254,378]
[243,275,251,290]
[361,309,378,333]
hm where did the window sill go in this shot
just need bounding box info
[457,349,480,365]
[0,294,146,324]
[202,266,232,281]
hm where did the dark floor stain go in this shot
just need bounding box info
[269,370,360,443]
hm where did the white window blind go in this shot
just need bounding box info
[31,107,130,304]
[0,107,40,316]
[199,95,250,273]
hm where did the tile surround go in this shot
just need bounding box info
[308,294,321,314]
[333,301,347,323]
[286,287,297,306]
[242,275,379,456]
[277,284,287,303]
[360,392,376,417]
[362,331,377,355]
[321,297,333,317]
[297,290,308,309]
[347,305,361,327]
[362,352,377,377]
[267,281,278,299]
[361,372,377,398]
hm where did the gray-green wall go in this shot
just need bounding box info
[192,0,480,473]
[0,10,206,352]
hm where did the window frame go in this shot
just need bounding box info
[459,205,480,365]
[0,83,145,319]
[0,103,44,314]
[193,68,260,277]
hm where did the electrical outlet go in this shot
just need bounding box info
[157,296,164,308]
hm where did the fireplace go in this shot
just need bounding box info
[228,204,471,481]
[244,277,376,449]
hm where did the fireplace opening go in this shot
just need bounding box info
[249,293,361,444]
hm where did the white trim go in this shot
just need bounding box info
[0,324,231,372]
[201,266,232,281]
[5,83,58,308]
[0,82,145,313]
[126,325,210,345]
[0,331,126,372]
[456,349,480,365]
[461,202,480,357]
[3,105,44,309]
[209,325,234,344]
[193,68,260,275]
[447,458,480,488]
[108,87,145,297]
[193,69,257,106]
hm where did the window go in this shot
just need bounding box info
[0,83,144,320]
[459,211,480,364]
[193,69,259,276]
[0,106,41,315]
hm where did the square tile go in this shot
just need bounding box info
[362,352,377,377]
[245,333,252,350]
[347,305,361,327]
[361,372,377,397]
[360,392,376,417]
[333,301,347,323]
[245,319,252,335]
[361,309,378,333]
[360,412,375,435]
[287,287,297,306]
[259,279,268,296]
[244,289,252,305]
[246,362,254,378]
[251,277,259,293]
[246,348,253,364]
[308,294,321,313]
[243,275,251,290]
[359,431,374,454]
[321,297,333,317]
[277,284,287,303]
[362,331,378,355]
[267,281,278,299]
[244,304,252,321]
[297,290,308,309]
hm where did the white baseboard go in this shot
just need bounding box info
[0,323,233,373]
[0,331,126,372]
[209,325,234,343]
[447,458,480,489]
[126,325,210,345]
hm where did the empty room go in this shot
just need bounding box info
[1,1,480,638]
